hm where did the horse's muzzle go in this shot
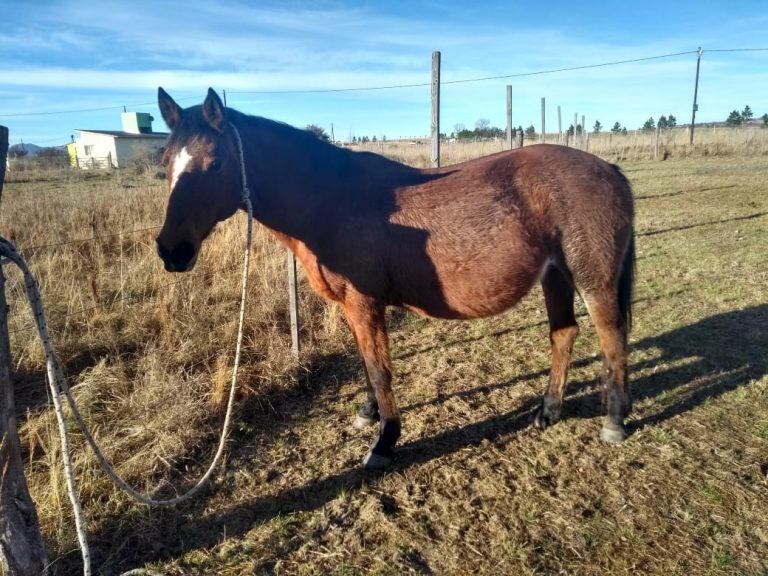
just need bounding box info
[156,239,197,272]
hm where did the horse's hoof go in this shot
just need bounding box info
[352,414,378,430]
[533,398,560,429]
[600,423,627,444]
[363,450,392,470]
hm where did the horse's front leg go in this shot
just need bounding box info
[342,294,400,469]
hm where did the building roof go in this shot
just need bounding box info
[76,129,169,139]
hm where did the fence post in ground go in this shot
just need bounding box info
[287,253,300,360]
[0,126,7,201]
[557,105,562,144]
[573,113,578,148]
[506,85,513,150]
[655,124,661,159]
[690,47,703,145]
[540,97,546,144]
[0,124,49,576]
[581,115,586,149]
[431,51,441,167]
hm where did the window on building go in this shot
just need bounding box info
[84,145,93,155]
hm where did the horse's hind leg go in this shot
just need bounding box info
[534,264,579,428]
[342,294,400,469]
[583,291,631,443]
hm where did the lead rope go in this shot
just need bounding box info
[0,121,253,575]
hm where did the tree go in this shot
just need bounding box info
[725,110,742,126]
[351,136,357,143]
[658,115,668,129]
[566,124,575,136]
[611,122,622,134]
[642,117,655,132]
[475,119,491,131]
[305,124,330,141]
[525,125,536,137]
[453,123,465,134]
[593,120,602,133]
[762,113,768,127]
[667,114,677,128]
[742,105,753,122]
[372,135,377,142]
[621,127,628,135]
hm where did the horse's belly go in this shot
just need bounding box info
[396,256,543,320]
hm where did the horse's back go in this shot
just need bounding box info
[382,145,633,318]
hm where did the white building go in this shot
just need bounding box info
[72,112,167,169]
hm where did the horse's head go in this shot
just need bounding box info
[155,87,243,272]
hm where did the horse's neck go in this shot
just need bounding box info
[240,117,411,241]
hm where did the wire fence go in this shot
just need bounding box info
[2,44,767,350]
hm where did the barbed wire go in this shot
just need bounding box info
[18,224,163,254]
[3,47,767,119]
[7,262,242,336]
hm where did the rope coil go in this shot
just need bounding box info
[0,121,254,575]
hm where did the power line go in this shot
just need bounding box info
[705,48,768,53]
[3,47,766,118]
[228,50,701,95]
[0,95,200,119]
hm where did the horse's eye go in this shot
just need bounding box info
[210,159,222,172]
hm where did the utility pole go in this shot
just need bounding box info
[557,105,562,144]
[690,47,703,145]
[540,97,546,144]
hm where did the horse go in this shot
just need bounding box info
[155,87,635,469]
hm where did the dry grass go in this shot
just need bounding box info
[1,135,767,575]
[353,125,768,166]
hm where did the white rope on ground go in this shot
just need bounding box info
[0,120,254,575]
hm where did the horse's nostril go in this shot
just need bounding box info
[171,241,196,265]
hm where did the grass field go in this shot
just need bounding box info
[2,145,767,575]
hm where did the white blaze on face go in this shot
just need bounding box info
[170,146,193,191]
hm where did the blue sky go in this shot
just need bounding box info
[1,0,767,145]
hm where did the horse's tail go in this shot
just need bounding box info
[618,233,635,332]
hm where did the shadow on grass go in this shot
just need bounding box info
[60,304,767,574]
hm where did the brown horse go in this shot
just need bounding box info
[155,88,635,469]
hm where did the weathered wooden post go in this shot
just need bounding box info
[506,85,513,150]
[540,97,546,144]
[0,125,49,576]
[557,105,562,144]
[431,51,441,167]
[287,253,300,360]
[581,115,586,150]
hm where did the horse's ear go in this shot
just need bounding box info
[202,88,226,133]
[158,87,182,130]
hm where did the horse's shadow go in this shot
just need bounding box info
[70,304,768,574]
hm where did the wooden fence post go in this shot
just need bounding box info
[0,126,7,201]
[655,124,661,159]
[557,105,562,144]
[431,51,441,167]
[581,115,586,150]
[0,124,49,576]
[287,253,300,360]
[540,97,546,144]
[506,85,513,150]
